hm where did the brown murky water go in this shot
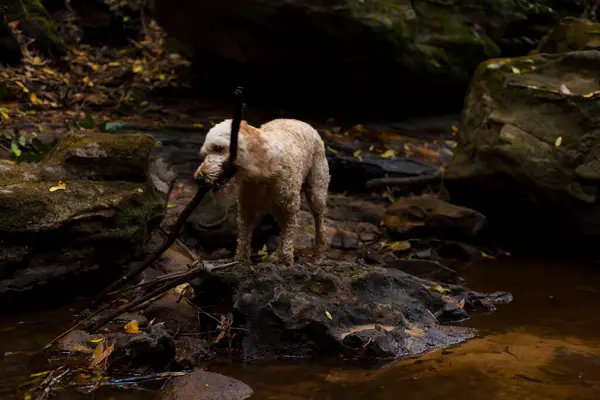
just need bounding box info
[2,256,600,399]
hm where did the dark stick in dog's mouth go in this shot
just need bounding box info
[211,86,244,192]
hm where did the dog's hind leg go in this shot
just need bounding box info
[304,151,330,263]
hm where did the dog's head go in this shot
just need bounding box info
[195,119,237,186]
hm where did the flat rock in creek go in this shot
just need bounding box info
[162,369,253,400]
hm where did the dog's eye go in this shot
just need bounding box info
[212,144,226,153]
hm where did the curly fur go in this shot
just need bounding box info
[195,118,330,266]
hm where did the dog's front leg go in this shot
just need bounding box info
[235,189,256,265]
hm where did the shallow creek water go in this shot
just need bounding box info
[1,256,600,399]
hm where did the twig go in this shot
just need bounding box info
[158,227,199,262]
[87,261,237,332]
[36,368,70,400]
[106,270,189,296]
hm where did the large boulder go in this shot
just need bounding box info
[149,0,583,114]
[190,260,510,362]
[446,18,600,249]
[0,132,174,306]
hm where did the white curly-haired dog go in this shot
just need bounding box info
[194,119,330,266]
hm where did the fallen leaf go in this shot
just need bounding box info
[369,145,374,151]
[29,371,51,378]
[304,225,315,233]
[353,149,361,158]
[92,340,104,360]
[89,338,104,343]
[10,141,21,157]
[124,320,140,334]
[426,285,451,294]
[135,188,144,193]
[132,65,143,73]
[511,66,520,74]
[380,149,396,159]
[29,92,38,104]
[167,203,176,209]
[554,136,562,147]
[326,146,338,154]
[325,311,332,320]
[451,125,459,133]
[49,181,67,192]
[192,123,204,128]
[88,343,114,369]
[257,244,268,260]
[387,241,410,252]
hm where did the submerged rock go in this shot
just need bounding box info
[191,260,509,363]
[162,369,253,400]
[446,18,600,249]
[0,132,174,305]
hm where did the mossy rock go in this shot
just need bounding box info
[43,132,156,182]
[534,17,600,54]
[445,22,600,247]
[149,0,582,113]
[0,132,172,303]
[2,0,66,60]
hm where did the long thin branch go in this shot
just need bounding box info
[366,172,444,188]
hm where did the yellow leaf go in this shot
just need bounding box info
[32,56,42,65]
[89,338,104,343]
[167,203,176,209]
[29,371,51,378]
[369,145,374,151]
[511,66,520,74]
[82,76,89,84]
[49,181,67,192]
[43,67,55,75]
[451,125,459,133]
[1,109,9,120]
[380,149,396,159]
[383,190,395,203]
[353,149,361,158]
[29,92,38,104]
[15,80,24,88]
[325,311,332,320]
[192,123,204,128]
[108,62,121,67]
[554,136,562,147]
[481,251,497,260]
[304,225,315,233]
[257,244,268,260]
[93,340,104,359]
[25,394,32,400]
[324,129,332,136]
[158,73,166,80]
[91,64,99,71]
[135,188,144,193]
[124,320,140,334]
[426,285,451,294]
[326,146,338,154]
[132,65,143,73]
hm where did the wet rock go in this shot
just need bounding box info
[109,325,176,372]
[143,287,201,334]
[55,330,103,355]
[384,259,462,286]
[331,229,358,250]
[162,368,253,400]
[323,196,386,225]
[356,222,380,242]
[174,337,215,369]
[0,133,171,306]
[191,260,507,363]
[446,18,600,249]
[384,195,486,238]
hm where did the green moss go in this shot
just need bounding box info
[535,17,600,55]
